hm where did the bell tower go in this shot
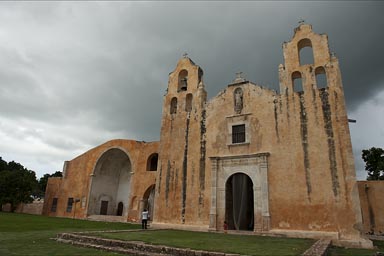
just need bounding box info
[154,55,208,226]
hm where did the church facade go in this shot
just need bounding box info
[43,24,372,247]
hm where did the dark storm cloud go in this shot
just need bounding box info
[0,1,383,177]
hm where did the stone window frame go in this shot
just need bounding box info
[232,124,246,144]
[226,113,251,146]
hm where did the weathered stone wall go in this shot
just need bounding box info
[358,181,384,234]
[43,139,159,222]
[15,200,44,215]
[154,57,209,226]
[43,177,63,216]
[152,24,368,247]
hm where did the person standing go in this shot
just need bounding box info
[141,209,149,229]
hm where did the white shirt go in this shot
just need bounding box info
[142,211,149,220]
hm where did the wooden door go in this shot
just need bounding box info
[100,200,108,215]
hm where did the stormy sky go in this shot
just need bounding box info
[0,2,383,180]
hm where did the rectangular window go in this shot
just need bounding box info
[66,197,74,213]
[51,198,58,212]
[232,124,246,144]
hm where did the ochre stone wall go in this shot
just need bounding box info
[358,181,384,234]
[43,139,158,221]
[154,57,209,226]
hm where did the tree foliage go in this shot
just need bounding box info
[362,147,384,180]
[0,158,38,211]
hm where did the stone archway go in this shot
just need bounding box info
[117,202,124,216]
[88,148,132,217]
[225,173,254,231]
[141,184,155,220]
[209,153,270,232]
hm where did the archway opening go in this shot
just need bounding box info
[315,66,327,89]
[298,38,314,65]
[147,153,158,171]
[292,71,303,93]
[88,148,131,217]
[142,184,155,221]
[117,202,124,216]
[225,173,254,231]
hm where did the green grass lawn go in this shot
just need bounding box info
[91,229,314,255]
[0,212,139,255]
[328,240,384,256]
[1,212,383,256]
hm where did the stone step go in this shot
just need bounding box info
[301,239,331,256]
[56,238,167,256]
[56,232,240,256]
[87,215,127,222]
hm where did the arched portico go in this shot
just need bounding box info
[87,148,132,217]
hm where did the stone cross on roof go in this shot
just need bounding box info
[236,72,243,79]
[233,71,246,83]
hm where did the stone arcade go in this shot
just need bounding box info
[43,24,373,248]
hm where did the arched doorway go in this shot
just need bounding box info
[225,173,254,231]
[88,148,131,217]
[142,184,155,220]
[117,202,124,216]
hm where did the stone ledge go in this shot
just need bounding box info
[269,229,339,240]
[151,222,209,232]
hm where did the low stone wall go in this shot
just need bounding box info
[57,232,240,256]
[15,201,44,215]
[301,240,331,256]
[2,200,43,215]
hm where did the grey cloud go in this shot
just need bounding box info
[0,2,383,177]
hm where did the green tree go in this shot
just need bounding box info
[0,157,7,171]
[362,147,384,180]
[0,158,38,211]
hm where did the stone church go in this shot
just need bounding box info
[43,24,372,248]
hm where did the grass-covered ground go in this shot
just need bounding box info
[1,212,384,256]
[0,212,139,255]
[92,229,314,255]
[328,240,384,256]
